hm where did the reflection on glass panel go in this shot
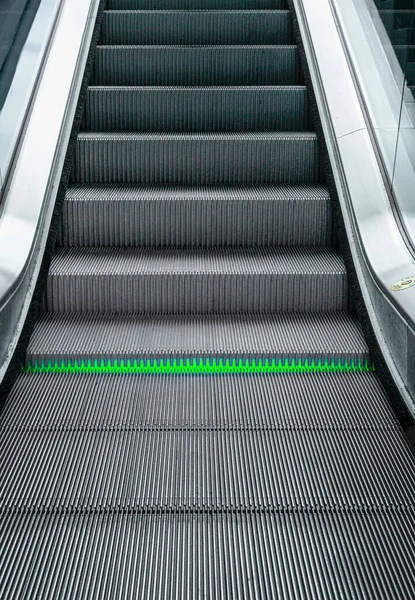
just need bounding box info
[335,0,415,246]
[0,0,60,195]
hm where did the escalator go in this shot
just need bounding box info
[377,0,415,88]
[1,0,415,596]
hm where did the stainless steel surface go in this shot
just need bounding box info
[333,0,415,247]
[293,0,415,410]
[0,0,61,194]
[0,0,101,379]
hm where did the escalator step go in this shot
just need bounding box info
[392,44,415,69]
[378,9,413,31]
[60,184,332,247]
[101,10,293,45]
[91,46,299,86]
[378,0,414,9]
[82,86,309,132]
[26,312,369,364]
[1,512,415,599]
[2,423,414,511]
[73,132,319,185]
[107,0,286,8]
[45,247,348,314]
[1,372,397,430]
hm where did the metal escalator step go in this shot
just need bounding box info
[60,184,332,247]
[73,132,319,185]
[107,0,286,9]
[378,9,413,31]
[379,0,415,9]
[2,423,415,511]
[101,10,293,46]
[1,512,415,598]
[91,46,299,86]
[0,373,397,430]
[45,247,348,314]
[392,44,415,69]
[82,86,309,132]
[26,312,369,364]
[391,27,415,45]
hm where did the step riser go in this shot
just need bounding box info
[91,47,300,86]
[59,196,332,247]
[72,136,319,185]
[25,313,370,366]
[82,88,309,132]
[107,0,286,8]
[45,274,347,314]
[101,11,293,46]
[379,11,413,31]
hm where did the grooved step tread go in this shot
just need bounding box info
[3,512,414,599]
[2,425,414,511]
[45,247,347,313]
[26,312,369,363]
[5,512,415,598]
[1,372,397,430]
[49,246,345,275]
[65,183,329,201]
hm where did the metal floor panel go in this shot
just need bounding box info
[0,373,398,430]
[1,512,415,599]
[2,426,414,511]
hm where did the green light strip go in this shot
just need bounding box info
[24,358,375,375]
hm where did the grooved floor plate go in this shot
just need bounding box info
[45,247,347,313]
[1,512,415,599]
[26,312,369,364]
[73,132,319,184]
[101,11,293,45]
[91,46,299,86]
[0,373,398,430]
[60,184,332,247]
[2,426,415,511]
[82,86,309,131]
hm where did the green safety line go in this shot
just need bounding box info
[23,358,375,375]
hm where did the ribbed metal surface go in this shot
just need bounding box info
[73,132,319,184]
[107,0,287,9]
[26,312,369,364]
[60,184,332,247]
[82,86,309,132]
[91,46,299,86]
[3,425,415,511]
[1,512,415,599]
[0,373,398,430]
[3,1,415,596]
[101,10,293,45]
[45,247,347,313]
